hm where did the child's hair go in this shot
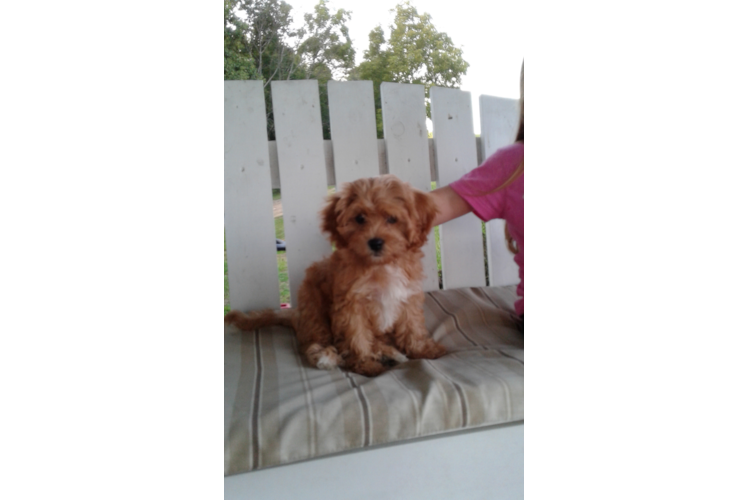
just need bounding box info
[466,62,524,255]
[515,60,524,143]
[495,153,523,256]
[497,61,523,254]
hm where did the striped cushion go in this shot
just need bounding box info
[224,286,524,475]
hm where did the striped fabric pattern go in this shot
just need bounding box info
[224,286,524,475]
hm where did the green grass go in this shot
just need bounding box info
[431,181,443,287]
[434,226,442,288]
[277,251,289,304]
[274,203,290,304]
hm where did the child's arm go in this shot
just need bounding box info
[429,185,472,226]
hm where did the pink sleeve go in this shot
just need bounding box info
[449,142,524,222]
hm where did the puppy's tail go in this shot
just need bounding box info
[224,308,296,332]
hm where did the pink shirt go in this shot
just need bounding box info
[450,142,524,316]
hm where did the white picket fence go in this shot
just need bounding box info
[224,79,520,310]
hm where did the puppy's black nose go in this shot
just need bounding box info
[368,238,384,252]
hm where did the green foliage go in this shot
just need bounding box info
[240,0,302,82]
[298,1,356,81]
[355,1,469,138]
[224,0,260,80]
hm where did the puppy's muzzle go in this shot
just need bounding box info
[368,237,385,254]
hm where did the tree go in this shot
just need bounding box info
[355,1,469,137]
[238,0,303,83]
[297,1,355,81]
[223,0,355,139]
[224,0,260,80]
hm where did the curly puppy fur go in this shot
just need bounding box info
[225,174,447,377]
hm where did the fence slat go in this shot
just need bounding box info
[430,86,486,289]
[266,138,478,189]
[381,82,439,291]
[327,81,379,186]
[224,80,280,311]
[271,80,332,306]
[479,95,521,287]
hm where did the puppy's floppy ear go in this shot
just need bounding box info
[320,190,347,248]
[407,188,438,249]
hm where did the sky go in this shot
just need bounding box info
[282,0,524,134]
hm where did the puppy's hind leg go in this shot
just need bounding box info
[296,275,341,370]
[345,355,389,377]
[297,310,341,370]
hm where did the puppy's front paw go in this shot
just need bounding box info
[347,357,388,377]
[379,346,409,367]
[432,342,448,359]
[408,341,448,360]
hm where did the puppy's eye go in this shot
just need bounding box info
[355,214,366,224]
[386,216,397,224]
